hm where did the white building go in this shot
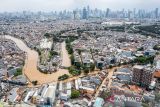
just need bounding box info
[40,39,52,49]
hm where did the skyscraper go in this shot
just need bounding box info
[155,8,159,18]
[87,5,90,17]
[82,7,88,19]
[105,8,110,18]
[133,8,136,18]
[73,10,77,20]
[128,10,131,19]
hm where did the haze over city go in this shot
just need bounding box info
[0,0,160,12]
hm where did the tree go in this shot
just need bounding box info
[141,103,149,107]
[123,62,127,65]
[66,42,73,54]
[118,63,121,66]
[155,93,160,102]
[68,47,73,54]
[90,48,93,53]
[75,62,81,69]
[109,65,113,69]
[153,45,160,50]
[65,37,77,54]
[50,50,58,56]
[32,80,38,85]
[68,66,75,73]
[134,56,155,64]
[68,66,81,76]
[58,74,69,81]
[77,49,81,55]
[71,90,80,99]
[137,47,144,51]
[100,90,112,100]
[52,63,57,66]
[90,63,95,71]
[36,48,41,56]
[14,68,22,76]
[84,67,89,74]
[70,54,75,65]
[98,66,103,70]
[44,33,50,38]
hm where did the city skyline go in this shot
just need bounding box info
[0,0,160,12]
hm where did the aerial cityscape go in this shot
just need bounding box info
[0,0,160,107]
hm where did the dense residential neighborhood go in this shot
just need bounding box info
[0,4,160,107]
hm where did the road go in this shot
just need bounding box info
[94,66,123,98]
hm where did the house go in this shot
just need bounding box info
[59,82,71,101]
[8,68,17,77]
[66,82,71,97]
[40,38,52,50]
[93,97,104,107]
[105,56,116,65]
[8,88,19,103]
[121,50,132,58]
[60,93,68,101]
[124,100,142,107]
[14,75,28,84]
[0,69,5,77]
[75,76,103,94]
[149,81,156,90]
[116,68,131,74]
[42,83,57,104]
[96,60,104,68]
[90,76,101,85]
[24,90,35,103]
[143,93,155,102]
[116,74,131,83]
[144,49,156,56]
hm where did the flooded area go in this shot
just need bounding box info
[4,35,70,85]
[61,41,71,67]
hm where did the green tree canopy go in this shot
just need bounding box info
[71,90,80,99]
[14,68,22,76]
[44,33,50,38]
[90,63,95,71]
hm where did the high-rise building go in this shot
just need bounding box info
[128,10,132,19]
[73,10,77,20]
[132,65,153,87]
[141,68,153,86]
[82,7,88,19]
[105,8,110,18]
[133,8,136,18]
[87,5,90,17]
[155,8,159,18]
[132,65,143,84]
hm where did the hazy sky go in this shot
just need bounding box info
[0,0,159,12]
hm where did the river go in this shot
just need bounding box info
[61,41,71,67]
[4,35,70,85]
